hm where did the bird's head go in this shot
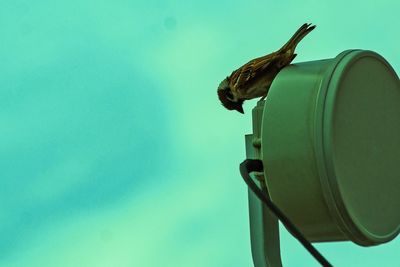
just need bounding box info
[217,78,244,114]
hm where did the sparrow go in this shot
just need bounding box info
[217,23,316,114]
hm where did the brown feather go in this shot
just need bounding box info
[217,23,315,113]
[227,23,315,100]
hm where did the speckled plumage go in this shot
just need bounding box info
[218,23,316,114]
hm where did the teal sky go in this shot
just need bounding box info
[0,1,399,266]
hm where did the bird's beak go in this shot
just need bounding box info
[237,105,244,114]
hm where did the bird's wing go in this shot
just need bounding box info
[230,53,278,89]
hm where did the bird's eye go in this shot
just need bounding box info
[226,91,234,100]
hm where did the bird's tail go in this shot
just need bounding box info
[279,23,316,54]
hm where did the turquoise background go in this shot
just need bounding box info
[0,1,399,266]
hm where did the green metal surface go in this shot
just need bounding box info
[246,101,283,267]
[319,50,400,245]
[258,50,400,246]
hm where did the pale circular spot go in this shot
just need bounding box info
[164,17,177,30]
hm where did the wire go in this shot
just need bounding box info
[240,159,333,267]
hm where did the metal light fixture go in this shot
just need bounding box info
[242,50,400,266]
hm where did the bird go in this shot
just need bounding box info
[217,23,316,114]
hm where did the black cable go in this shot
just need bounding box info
[240,159,333,267]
